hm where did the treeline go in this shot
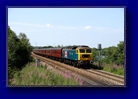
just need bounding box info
[34,45,89,49]
[33,45,64,49]
[34,45,78,49]
[8,26,33,79]
[92,41,124,66]
[34,46,54,49]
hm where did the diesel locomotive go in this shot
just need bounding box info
[33,45,93,67]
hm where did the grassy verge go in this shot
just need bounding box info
[93,62,124,76]
[102,65,124,76]
[9,63,80,86]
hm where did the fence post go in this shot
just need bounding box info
[36,58,40,67]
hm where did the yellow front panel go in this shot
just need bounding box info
[76,48,92,61]
[78,53,80,60]
[80,53,92,61]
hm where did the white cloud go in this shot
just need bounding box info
[45,23,53,28]
[8,22,53,28]
[8,22,123,34]
[84,26,91,29]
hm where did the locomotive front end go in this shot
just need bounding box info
[76,47,93,66]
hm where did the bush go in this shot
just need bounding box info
[9,63,79,86]
[93,62,124,76]
[8,26,33,79]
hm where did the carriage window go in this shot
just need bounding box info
[79,49,85,53]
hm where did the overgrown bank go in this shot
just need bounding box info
[9,63,79,86]
[92,62,124,76]
[8,26,33,79]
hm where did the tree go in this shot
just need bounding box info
[92,48,98,62]
[8,26,21,68]
[8,27,33,78]
[116,41,124,65]
[100,41,124,66]
[18,33,33,62]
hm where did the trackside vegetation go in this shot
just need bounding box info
[92,41,124,76]
[92,63,124,76]
[9,63,79,86]
[8,26,33,79]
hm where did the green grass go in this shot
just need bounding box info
[9,63,79,86]
[92,62,124,76]
[103,66,124,76]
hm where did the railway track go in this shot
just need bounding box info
[86,69,124,85]
[90,69,123,81]
[32,53,100,85]
[31,53,125,86]
[40,59,101,86]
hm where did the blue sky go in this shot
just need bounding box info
[8,8,124,48]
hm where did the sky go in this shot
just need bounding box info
[8,8,124,48]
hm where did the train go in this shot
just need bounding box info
[33,45,93,67]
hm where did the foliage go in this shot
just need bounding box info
[8,26,33,79]
[9,63,79,86]
[93,62,124,76]
[33,45,54,49]
[103,65,124,76]
[18,33,33,62]
[92,48,98,62]
[33,44,65,49]
[92,41,124,66]
[92,41,124,75]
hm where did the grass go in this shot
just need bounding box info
[8,63,80,86]
[93,62,124,76]
[103,65,124,76]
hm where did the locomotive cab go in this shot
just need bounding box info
[76,46,93,65]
